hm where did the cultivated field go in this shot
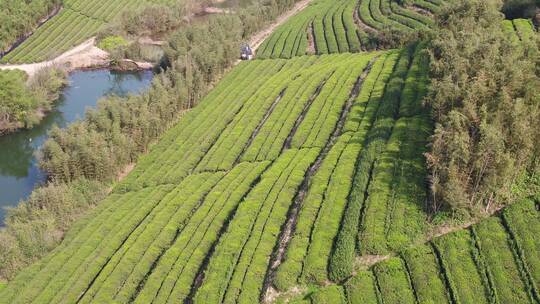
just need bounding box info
[294,197,540,304]
[0,0,538,302]
[0,44,438,303]
[0,0,176,64]
[257,0,445,58]
[502,18,537,43]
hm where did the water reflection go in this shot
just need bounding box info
[0,69,153,224]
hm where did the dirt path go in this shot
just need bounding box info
[0,38,109,77]
[250,0,314,51]
[2,0,314,75]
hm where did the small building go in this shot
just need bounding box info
[241,44,253,60]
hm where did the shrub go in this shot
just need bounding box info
[98,35,129,52]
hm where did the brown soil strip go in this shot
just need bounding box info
[117,163,135,181]
[307,22,316,55]
[262,59,378,302]
[353,3,379,34]
[406,4,433,17]
[203,7,234,14]
[75,190,174,302]
[355,255,392,269]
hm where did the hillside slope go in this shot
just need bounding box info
[0,43,434,303]
[0,0,177,64]
[290,197,540,304]
[0,1,538,303]
[257,0,447,58]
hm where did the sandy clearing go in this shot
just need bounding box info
[0,37,109,77]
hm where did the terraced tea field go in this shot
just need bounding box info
[1,0,538,300]
[0,42,440,303]
[257,0,446,58]
[0,0,177,63]
[503,18,537,43]
[288,197,540,304]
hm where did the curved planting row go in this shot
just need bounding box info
[0,185,175,303]
[64,0,146,22]
[279,197,540,304]
[116,60,287,192]
[274,50,399,288]
[274,43,435,290]
[290,53,378,148]
[358,0,442,33]
[502,18,537,44]
[240,55,340,162]
[1,52,400,303]
[357,44,431,256]
[258,0,445,59]
[132,161,270,303]
[258,0,368,59]
[194,148,320,303]
[195,56,320,172]
[410,0,443,14]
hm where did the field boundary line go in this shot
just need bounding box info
[251,0,314,51]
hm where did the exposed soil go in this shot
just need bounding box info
[307,22,316,55]
[0,38,107,76]
[0,37,156,77]
[406,5,433,17]
[137,37,166,46]
[353,4,379,34]
[265,285,306,304]
[250,0,314,51]
[203,7,234,14]
[355,255,392,268]
[117,163,136,181]
[0,120,23,136]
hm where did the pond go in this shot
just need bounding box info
[0,69,153,225]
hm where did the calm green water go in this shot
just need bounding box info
[0,69,153,225]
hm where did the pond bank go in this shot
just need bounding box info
[0,37,154,77]
[0,69,154,225]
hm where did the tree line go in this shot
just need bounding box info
[0,68,67,134]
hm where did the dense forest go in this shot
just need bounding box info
[425,0,540,215]
[0,68,67,133]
